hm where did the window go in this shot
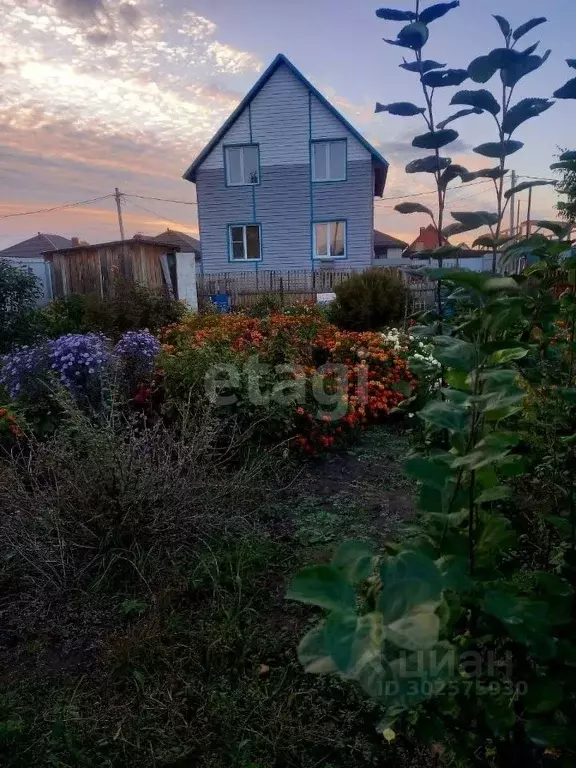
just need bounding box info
[225,145,260,185]
[312,140,346,181]
[314,221,346,259]
[229,224,262,261]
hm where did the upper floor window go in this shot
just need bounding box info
[314,221,346,259]
[228,224,262,261]
[225,145,260,186]
[312,140,346,182]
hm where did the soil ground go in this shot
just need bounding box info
[0,422,430,768]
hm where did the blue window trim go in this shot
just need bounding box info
[312,219,348,261]
[227,222,263,263]
[310,138,348,183]
[223,143,262,188]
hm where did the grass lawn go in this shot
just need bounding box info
[1,422,430,768]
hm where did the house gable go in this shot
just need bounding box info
[184,54,388,194]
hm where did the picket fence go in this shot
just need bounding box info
[197,268,435,312]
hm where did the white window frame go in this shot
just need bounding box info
[311,139,347,182]
[228,224,262,262]
[224,144,260,186]
[313,221,347,260]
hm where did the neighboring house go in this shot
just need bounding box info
[152,229,201,263]
[183,53,389,274]
[373,229,408,262]
[0,232,73,259]
[405,224,446,255]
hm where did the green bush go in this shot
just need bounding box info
[41,277,186,339]
[328,268,408,331]
[245,293,283,318]
[0,261,42,353]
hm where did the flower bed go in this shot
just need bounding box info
[161,309,425,453]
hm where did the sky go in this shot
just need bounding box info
[1,0,575,250]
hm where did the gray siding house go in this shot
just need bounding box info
[183,54,389,274]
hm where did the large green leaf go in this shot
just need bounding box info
[451,88,500,115]
[554,78,576,100]
[379,551,444,624]
[451,210,499,231]
[375,101,426,116]
[502,97,554,134]
[474,140,524,158]
[476,516,516,566]
[568,59,576,70]
[404,456,452,491]
[437,109,481,130]
[523,678,564,714]
[461,167,508,181]
[504,179,554,199]
[468,54,499,84]
[432,335,477,370]
[487,346,528,364]
[493,14,511,39]
[386,604,440,650]
[560,150,576,161]
[324,610,384,675]
[502,50,551,88]
[550,161,576,171]
[395,202,434,216]
[475,485,512,503]
[534,220,573,238]
[332,540,376,582]
[441,223,469,238]
[421,69,468,88]
[400,58,446,73]
[512,17,547,41]
[385,21,429,50]
[376,7,417,20]
[385,643,456,709]
[412,129,459,150]
[418,401,468,432]
[419,1,460,25]
[406,156,452,174]
[287,565,356,612]
[438,163,469,188]
[297,623,337,674]
[482,591,552,644]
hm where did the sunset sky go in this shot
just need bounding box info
[1,0,575,250]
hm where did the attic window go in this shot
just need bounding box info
[225,145,260,186]
[312,140,346,182]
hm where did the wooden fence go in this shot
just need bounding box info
[198,268,435,312]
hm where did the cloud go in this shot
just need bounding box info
[55,0,107,21]
[207,41,263,75]
[117,2,141,27]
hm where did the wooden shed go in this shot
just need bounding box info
[43,237,180,299]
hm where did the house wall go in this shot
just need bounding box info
[195,63,375,274]
[373,246,403,263]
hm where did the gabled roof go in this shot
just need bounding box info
[152,229,201,253]
[406,224,447,252]
[0,233,73,258]
[374,229,408,249]
[183,53,389,196]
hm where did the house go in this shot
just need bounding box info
[152,229,201,263]
[373,229,408,262]
[0,232,73,259]
[405,224,446,256]
[183,53,389,274]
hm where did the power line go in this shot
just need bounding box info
[375,178,493,205]
[124,198,190,229]
[0,194,114,220]
[124,193,198,206]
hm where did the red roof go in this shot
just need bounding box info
[406,224,446,253]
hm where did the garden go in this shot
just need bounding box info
[3,2,576,766]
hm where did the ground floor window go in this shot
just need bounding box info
[228,224,262,261]
[313,221,346,259]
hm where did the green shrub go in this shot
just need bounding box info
[41,277,186,340]
[40,293,89,337]
[245,293,283,318]
[328,268,408,331]
[0,261,43,353]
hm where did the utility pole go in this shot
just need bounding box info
[527,186,533,237]
[517,200,522,238]
[509,170,517,235]
[114,187,125,241]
